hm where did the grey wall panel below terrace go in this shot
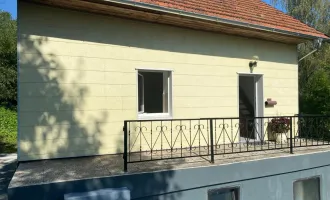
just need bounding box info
[8,151,330,200]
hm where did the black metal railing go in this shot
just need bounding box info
[123,115,330,171]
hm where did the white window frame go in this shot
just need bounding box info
[138,73,145,114]
[136,68,173,120]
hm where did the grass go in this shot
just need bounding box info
[0,106,17,153]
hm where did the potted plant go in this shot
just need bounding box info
[268,117,290,143]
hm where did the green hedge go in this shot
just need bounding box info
[298,117,330,141]
[0,106,17,153]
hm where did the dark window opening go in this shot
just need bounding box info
[208,187,240,200]
[138,71,170,114]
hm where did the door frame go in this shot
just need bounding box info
[237,73,264,141]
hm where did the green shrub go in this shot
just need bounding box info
[298,117,330,141]
[0,106,17,153]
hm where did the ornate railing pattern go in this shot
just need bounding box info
[123,116,330,171]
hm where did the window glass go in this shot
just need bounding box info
[293,177,320,200]
[208,187,239,200]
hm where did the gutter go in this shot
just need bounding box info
[88,0,329,41]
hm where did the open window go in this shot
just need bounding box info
[137,69,172,119]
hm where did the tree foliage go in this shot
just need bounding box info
[0,11,17,105]
[0,106,17,153]
[271,0,330,114]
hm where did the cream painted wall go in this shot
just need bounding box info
[18,2,299,161]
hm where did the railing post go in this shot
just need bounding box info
[123,121,128,172]
[297,114,301,138]
[290,116,293,154]
[210,119,215,163]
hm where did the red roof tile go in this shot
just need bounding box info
[133,0,329,39]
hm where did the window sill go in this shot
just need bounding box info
[138,113,172,120]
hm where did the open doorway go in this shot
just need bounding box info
[238,74,264,141]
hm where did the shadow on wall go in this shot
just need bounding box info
[18,2,185,197]
[19,35,107,159]
[18,34,183,200]
[9,168,182,200]
[21,3,297,65]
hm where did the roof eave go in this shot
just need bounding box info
[93,0,328,41]
[21,0,329,43]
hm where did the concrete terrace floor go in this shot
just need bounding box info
[9,143,330,189]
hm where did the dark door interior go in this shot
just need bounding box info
[239,76,256,139]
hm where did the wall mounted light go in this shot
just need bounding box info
[249,56,259,73]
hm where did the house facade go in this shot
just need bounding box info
[18,0,328,161]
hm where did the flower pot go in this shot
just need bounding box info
[269,132,288,143]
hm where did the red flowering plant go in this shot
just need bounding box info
[268,117,290,133]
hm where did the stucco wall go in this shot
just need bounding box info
[18,2,299,161]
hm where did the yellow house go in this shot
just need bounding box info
[18,0,329,162]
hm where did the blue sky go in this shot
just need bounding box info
[0,0,17,19]
[0,0,283,20]
[263,0,285,11]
